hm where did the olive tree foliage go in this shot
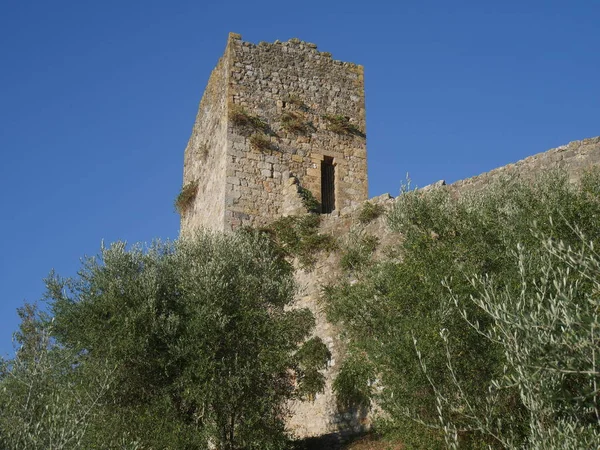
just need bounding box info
[324,171,600,448]
[0,304,137,450]
[3,230,329,450]
[418,230,600,449]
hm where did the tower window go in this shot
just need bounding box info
[321,157,335,213]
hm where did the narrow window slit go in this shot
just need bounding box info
[321,157,335,213]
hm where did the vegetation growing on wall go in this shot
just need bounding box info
[283,94,307,110]
[249,133,275,152]
[323,114,364,137]
[175,180,199,214]
[294,337,332,401]
[280,112,310,135]
[198,142,209,160]
[357,201,386,224]
[229,105,270,135]
[298,186,321,214]
[339,230,379,273]
[264,214,337,269]
[324,170,600,449]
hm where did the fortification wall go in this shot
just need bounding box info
[224,33,368,229]
[449,136,600,192]
[287,193,395,439]
[181,48,231,232]
[287,136,600,438]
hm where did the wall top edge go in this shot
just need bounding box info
[226,31,364,71]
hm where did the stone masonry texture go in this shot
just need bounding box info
[180,47,229,232]
[181,33,368,233]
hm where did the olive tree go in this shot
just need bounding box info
[419,228,600,449]
[325,170,600,448]
[0,304,130,450]
[3,230,328,449]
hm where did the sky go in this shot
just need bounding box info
[1,0,599,357]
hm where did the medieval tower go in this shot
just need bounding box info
[180,32,368,232]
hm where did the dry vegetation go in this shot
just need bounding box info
[343,435,403,450]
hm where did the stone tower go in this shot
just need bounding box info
[180,33,368,232]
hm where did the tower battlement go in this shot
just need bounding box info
[181,33,368,232]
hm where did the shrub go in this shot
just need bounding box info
[174,180,198,214]
[339,231,379,273]
[266,214,337,269]
[358,201,386,224]
[298,186,321,214]
[416,229,600,449]
[0,305,127,450]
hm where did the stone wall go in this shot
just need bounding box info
[224,33,368,229]
[286,193,396,439]
[449,136,600,192]
[180,47,231,233]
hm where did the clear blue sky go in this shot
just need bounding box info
[1,0,598,357]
